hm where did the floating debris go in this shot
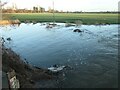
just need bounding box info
[46,25,53,28]
[6,37,12,41]
[49,23,57,26]
[48,64,73,73]
[48,65,66,72]
[46,23,57,28]
[65,23,76,27]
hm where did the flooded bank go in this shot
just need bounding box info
[0,20,20,25]
[0,23,118,88]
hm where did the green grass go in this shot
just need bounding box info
[3,13,118,24]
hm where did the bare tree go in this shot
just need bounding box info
[0,0,7,20]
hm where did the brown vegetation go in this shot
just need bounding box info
[0,20,20,25]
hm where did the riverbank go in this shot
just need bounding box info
[3,13,118,24]
[2,45,58,88]
[0,20,20,25]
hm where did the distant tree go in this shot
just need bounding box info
[33,6,38,13]
[39,7,45,13]
[33,7,35,12]
[33,6,45,13]
[0,0,7,20]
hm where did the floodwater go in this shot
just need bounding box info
[0,23,118,88]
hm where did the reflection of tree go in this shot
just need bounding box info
[75,20,83,27]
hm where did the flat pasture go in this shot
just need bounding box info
[3,13,118,24]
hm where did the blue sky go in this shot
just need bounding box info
[2,0,119,11]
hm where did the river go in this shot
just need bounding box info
[0,23,118,88]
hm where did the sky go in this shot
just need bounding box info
[2,0,120,12]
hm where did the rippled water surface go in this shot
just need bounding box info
[0,23,118,88]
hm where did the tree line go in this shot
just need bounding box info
[2,7,118,13]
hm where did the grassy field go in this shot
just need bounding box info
[3,13,118,24]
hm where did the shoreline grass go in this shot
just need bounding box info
[3,13,118,24]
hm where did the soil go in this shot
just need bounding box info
[2,45,58,88]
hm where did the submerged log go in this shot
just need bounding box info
[6,37,12,41]
[73,29,82,32]
[65,23,76,27]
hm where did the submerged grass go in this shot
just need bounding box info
[3,13,118,24]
